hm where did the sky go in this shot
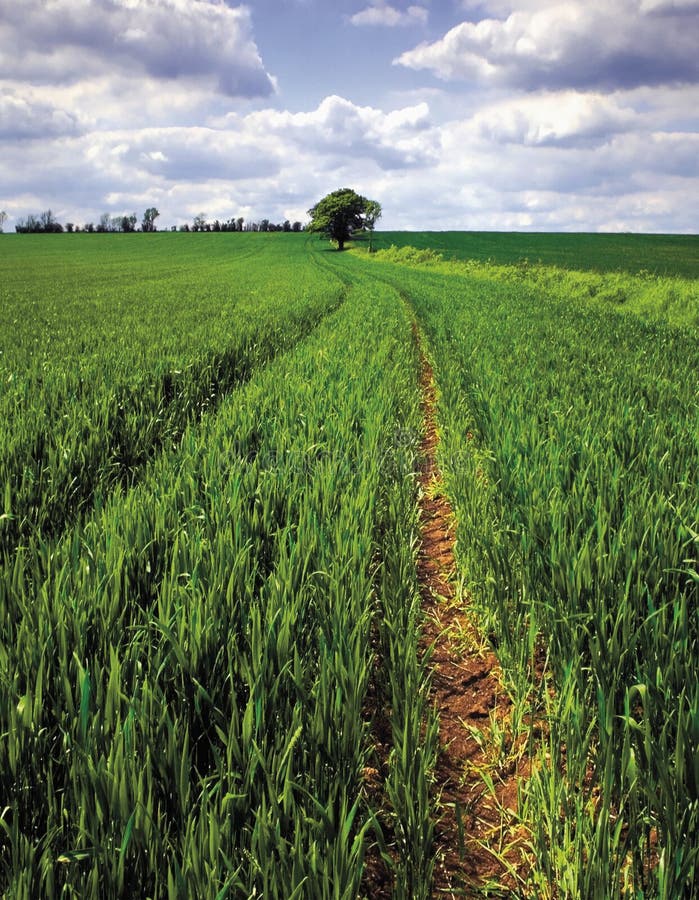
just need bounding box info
[1,0,698,232]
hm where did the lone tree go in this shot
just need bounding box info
[307,188,380,251]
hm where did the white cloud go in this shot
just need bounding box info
[3,83,698,233]
[241,94,438,169]
[0,91,83,140]
[396,1,699,90]
[0,0,275,97]
[0,95,442,228]
[464,0,699,13]
[79,125,281,186]
[473,91,636,147]
[0,0,697,235]
[350,3,428,26]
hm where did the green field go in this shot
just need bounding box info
[1,232,697,898]
[373,230,699,277]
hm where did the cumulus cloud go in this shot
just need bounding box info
[473,91,636,147]
[436,108,699,200]
[396,1,699,90]
[350,3,428,27]
[3,105,698,232]
[0,94,443,229]
[241,94,438,169]
[0,0,275,97]
[1,0,697,234]
[84,126,281,183]
[0,92,83,140]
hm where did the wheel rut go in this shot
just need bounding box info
[413,321,530,898]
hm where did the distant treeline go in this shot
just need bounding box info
[13,208,305,234]
[185,215,304,233]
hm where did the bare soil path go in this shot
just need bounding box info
[413,322,530,898]
[361,319,532,899]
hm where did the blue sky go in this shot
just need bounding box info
[1,0,698,231]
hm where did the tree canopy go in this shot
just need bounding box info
[307,188,381,251]
[141,207,160,233]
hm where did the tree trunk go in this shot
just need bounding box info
[337,238,345,251]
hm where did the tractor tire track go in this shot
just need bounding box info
[412,321,530,898]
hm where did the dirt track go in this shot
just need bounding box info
[414,322,530,898]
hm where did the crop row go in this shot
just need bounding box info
[0,236,344,555]
[340,249,699,898]
[0,257,438,897]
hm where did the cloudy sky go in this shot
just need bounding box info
[2,0,698,231]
